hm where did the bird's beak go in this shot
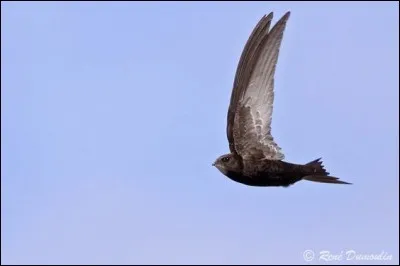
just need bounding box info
[212,162,216,166]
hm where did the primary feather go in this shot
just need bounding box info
[232,12,290,161]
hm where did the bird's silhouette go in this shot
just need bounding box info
[213,11,352,187]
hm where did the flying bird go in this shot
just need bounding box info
[212,11,352,187]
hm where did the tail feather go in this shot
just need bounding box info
[306,157,329,175]
[303,158,352,185]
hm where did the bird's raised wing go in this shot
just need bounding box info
[230,12,290,160]
[226,13,274,153]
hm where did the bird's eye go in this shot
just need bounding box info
[222,157,230,162]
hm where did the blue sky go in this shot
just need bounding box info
[1,2,398,265]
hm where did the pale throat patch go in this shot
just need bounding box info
[215,165,229,176]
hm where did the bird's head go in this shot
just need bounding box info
[212,153,241,176]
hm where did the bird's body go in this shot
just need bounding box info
[213,11,352,187]
[214,154,349,187]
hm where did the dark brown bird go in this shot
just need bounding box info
[212,11,352,187]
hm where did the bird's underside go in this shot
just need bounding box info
[224,157,352,187]
[212,11,352,187]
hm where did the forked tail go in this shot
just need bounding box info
[302,158,352,185]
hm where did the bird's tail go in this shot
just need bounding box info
[302,158,352,185]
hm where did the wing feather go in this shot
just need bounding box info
[226,13,274,153]
[232,12,290,160]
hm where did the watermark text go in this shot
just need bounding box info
[303,249,393,262]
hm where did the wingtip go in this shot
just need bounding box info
[303,175,353,185]
[282,11,291,21]
[260,11,290,25]
[260,12,273,23]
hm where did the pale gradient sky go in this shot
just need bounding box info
[1,2,399,265]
